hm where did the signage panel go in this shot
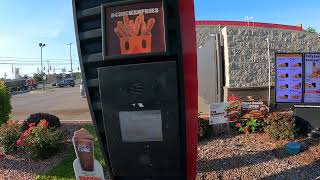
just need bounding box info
[103,1,166,56]
[275,53,303,103]
[304,53,320,103]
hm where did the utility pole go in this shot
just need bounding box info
[39,43,46,91]
[67,43,73,79]
[11,64,14,78]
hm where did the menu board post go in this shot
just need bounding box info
[73,0,198,179]
[275,53,303,103]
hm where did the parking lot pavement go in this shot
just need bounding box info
[11,86,92,121]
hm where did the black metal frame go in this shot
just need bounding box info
[72,0,188,179]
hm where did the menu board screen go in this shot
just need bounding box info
[304,53,320,103]
[276,54,303,103]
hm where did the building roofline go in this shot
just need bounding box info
[195,20,303,31]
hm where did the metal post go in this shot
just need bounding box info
[67,43,73,79]
[41,46,44,91]
[266,38,271,107]
[39,43,46,91]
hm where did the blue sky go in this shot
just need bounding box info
[194,0,320,30]
[0,0,319,78]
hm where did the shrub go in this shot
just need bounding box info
[198,117,212,141]
[0,81,12,125]
[264,112,295,140]
[22,126,64,159]
[22,113,61,131]
[0,120,21,153]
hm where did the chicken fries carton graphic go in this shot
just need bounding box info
[103,1,165,56]
[114,14,155,54]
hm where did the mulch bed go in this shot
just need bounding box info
[0,124,81,180]
[196,133,320,180]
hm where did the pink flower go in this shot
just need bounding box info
[28,123,36,128]
[236,122,241,127]
[16,139,21,146]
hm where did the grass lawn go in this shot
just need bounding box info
[35,124,106,180]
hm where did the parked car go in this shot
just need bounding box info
[51,81,58,87]
[57,79,75,88]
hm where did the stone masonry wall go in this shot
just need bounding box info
[222,26,320,88]
[196,26,221,47]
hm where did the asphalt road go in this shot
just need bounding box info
[11,86,92,121]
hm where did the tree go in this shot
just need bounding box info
[33,72,46,83]
[73,72,82,80]
[303,27,317,33]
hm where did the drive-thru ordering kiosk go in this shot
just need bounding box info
[72,0,198,179]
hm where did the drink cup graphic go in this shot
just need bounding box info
[73,128,94,171]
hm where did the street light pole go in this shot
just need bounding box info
[67,43,73,79]
[39,43,46,91]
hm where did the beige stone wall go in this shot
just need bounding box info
[196,26,320,88]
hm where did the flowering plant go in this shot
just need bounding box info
[0,121,21,153]
[234,118,262,134]
[16,122,36,146]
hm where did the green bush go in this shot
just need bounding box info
[0,81,12,125]
[22,126,64,159]
[264,112,295,140]
[0,121,22,153]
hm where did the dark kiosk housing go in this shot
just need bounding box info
[73,0,198,179]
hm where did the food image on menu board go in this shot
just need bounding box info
[279,73,289,78]
[305,83,316,89]
[114,14,155,54]
[279,95,289,99]
[293,73,302,78]
[291,94,301,99]
[309,62,320,78]
[292,83,301,89]
[279,84,289,89]
[278,63,289,67]
[292,63,302,67]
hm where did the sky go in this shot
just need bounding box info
[0,0,319,78]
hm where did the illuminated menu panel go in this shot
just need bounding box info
[304,53,320,103]
[276,54,303,103]
[103,1,166,57]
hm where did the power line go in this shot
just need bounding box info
[0,56,79,61]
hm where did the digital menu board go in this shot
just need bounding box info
[276,54,303,103]
[304,53,320,103]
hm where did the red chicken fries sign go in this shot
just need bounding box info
[103,1,166,56]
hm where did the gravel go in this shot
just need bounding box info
[196,133,320,180]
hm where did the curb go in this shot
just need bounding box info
[60,120,93,125]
